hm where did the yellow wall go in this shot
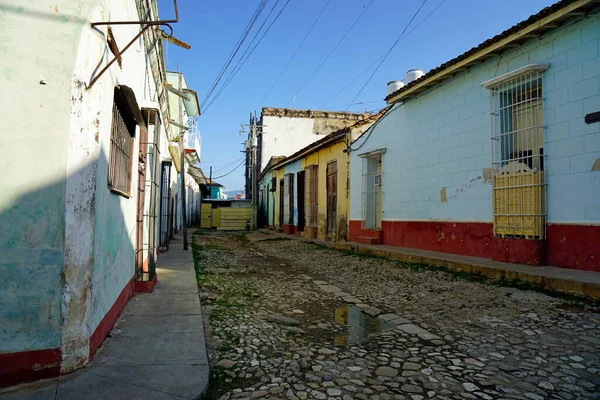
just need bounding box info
[268,138,350,240]
[301,140,349,240]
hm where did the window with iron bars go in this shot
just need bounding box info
[305,165,318,229]
[486,66,547,239]
[361,154,382,230]
[108,91,136,196]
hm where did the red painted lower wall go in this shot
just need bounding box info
[349,220,600,271]
[0,348,61,388]
[350,220,493,259]
[89,277,135,360]
[134,273,158,293]
[283,224,294,235]
[491,236,546,266]
[547,224,600,272]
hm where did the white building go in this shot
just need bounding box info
[0,0,198,387]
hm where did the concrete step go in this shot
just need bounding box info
[357,236,380,245]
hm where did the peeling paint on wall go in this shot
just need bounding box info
[592,159,600,172]
[482,168,492,183]
[440,187,447,203]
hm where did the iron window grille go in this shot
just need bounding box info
[485,65,547,239]
[108,94,136,196]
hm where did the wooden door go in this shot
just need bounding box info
[297,171,305,232]
[279,179,284,229]
[326,161,337,238]
[136,128,148,278]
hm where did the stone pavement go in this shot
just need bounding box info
[253,230,600,300]
[195,231,600,400]
[0,234,209,400]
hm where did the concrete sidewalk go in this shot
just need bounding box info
[254,230,600,300]
[0,234,209,400]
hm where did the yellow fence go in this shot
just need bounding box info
[217,208,252,231]
[201,203,211,229]
[493,171,545,238]
[200,203,251,231]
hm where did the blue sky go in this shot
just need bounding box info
[158,0,555,191]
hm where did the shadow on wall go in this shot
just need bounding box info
[0,149,134,388]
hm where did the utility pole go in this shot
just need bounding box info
[250,116,258,230]
[240,115,264,230]
[208,166,212,200]
[179,73,188,250]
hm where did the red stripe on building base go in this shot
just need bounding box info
[349,220,493,259]
[134,273,158,293]
[491,236,546,266]
[349,220,600,271]
[89,277,135,360]
[547,224,600,272]
[283,224,295,235]
[0,348,61,388]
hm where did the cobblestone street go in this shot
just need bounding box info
[194,231,600,400]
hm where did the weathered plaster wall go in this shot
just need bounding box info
[302,141,349,240]
[0,1,99,358]
[88,0,162,338]
[259,111,367,172]
[350,15,600,225]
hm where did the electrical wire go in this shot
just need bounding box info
[212,156,246,173]
[345,0,429,111]
[203,0,293,113]
[201,0,270,108]
[322,0,448,108]
[259,0,333,107]
[211,160,246,180]
[285,0,377,106]
[322,100,383,111]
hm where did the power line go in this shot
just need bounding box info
[323,100,383,110]
[285,0,377,106]
[213,156,246,173]
[345,0,429,111]
[320,54,385,108]
[258,0,333,107]
[201,0,270,108]
[203,0,293,113]
[212,160,246,180]
[323,0,448,108]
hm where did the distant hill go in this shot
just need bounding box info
[224,190,245,200]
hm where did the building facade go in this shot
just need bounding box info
[349,0,600,271]
[0,0,199,387]
[259,112,385,240]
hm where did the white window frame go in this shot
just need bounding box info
[483,64,548,239]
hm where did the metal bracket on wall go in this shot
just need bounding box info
[87,0,182,90]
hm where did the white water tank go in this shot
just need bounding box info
[402,69,425,85]
[387,80,404,96]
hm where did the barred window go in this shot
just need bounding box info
[108,90,136,196]
[484,65,548,239]
[361,154,382,230]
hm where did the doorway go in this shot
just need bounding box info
[326,161,338,238]
[297,171,305,232]
[135,128,148,280]
[279,179,284,230]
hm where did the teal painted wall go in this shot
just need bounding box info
[0,1,96,353]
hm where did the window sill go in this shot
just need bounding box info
[108,187,132,199]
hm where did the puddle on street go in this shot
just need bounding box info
[332,305,396,346]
